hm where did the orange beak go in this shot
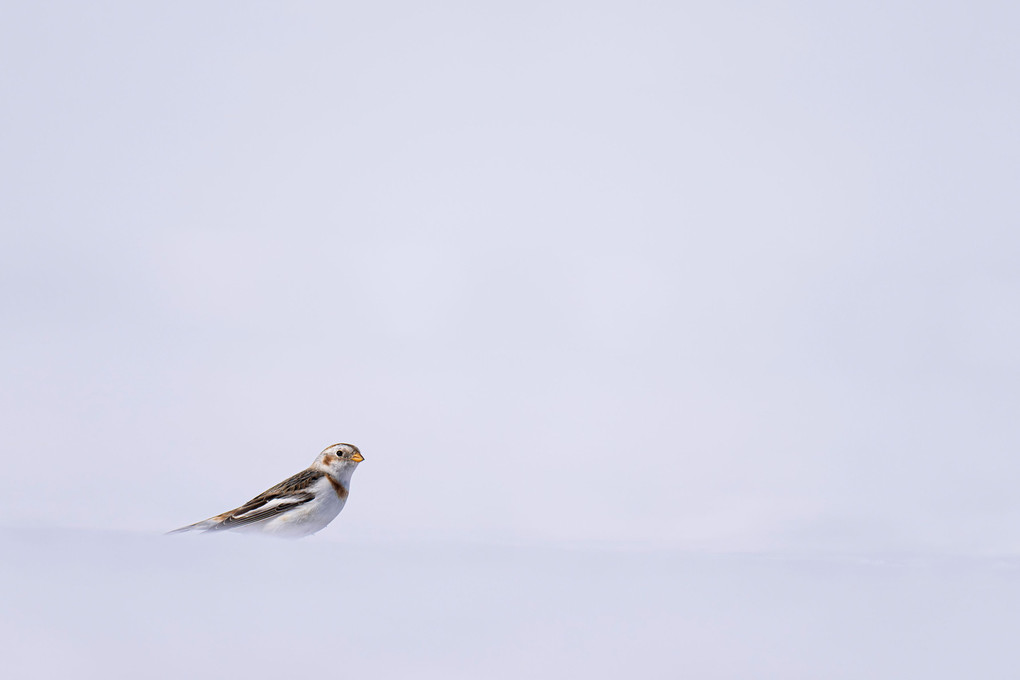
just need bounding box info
[350,451,364,463]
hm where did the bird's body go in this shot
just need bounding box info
[170,443,364,538]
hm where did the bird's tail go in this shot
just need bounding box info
[166,518,219,535]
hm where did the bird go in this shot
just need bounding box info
[169,443,364,538]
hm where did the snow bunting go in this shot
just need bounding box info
[169,443,364,538]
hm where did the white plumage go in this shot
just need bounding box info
[169,443,364,538]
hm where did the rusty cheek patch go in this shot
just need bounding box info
[327,476,349,500]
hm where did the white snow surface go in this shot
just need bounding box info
[4,528,1019,679]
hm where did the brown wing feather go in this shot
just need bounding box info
[207,469,324,531]
[260,468,326,497]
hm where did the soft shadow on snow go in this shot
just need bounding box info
[3,527,1020,679]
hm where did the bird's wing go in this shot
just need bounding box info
[206,468,324,531]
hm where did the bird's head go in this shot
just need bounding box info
[314,442,364,478]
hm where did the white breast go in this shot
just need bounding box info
[255,476,346,538]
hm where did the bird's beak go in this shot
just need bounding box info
[351,452,364,463]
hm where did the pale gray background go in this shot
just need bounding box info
[2,3,1020,677]
[3,0,1018,552]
